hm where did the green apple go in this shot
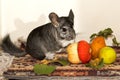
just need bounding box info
[99,47,116,64]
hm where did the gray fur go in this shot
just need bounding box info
[1,10,76,60]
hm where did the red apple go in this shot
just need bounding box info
[78,40,91,63]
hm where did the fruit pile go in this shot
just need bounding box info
[33,28,118,75]
[66,28,117,69]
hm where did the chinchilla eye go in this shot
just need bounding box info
[62,28,67,32]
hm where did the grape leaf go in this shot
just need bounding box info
[97,58,104,69]
[90,28,113,41]
[112,36,120,46]
[54,59,69,66]
[85,59,104,69]
[33,64,56,75]
[90,33,97,41]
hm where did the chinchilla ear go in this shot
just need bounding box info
[68,9,74,23]
[49,12,59,27]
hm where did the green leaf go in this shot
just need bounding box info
[55,59,69,66]
[112,36,120,46]
[90,33,97,41]
[98,31,104,36]
[103,28,113,38]
[90,28,114,41]
[90,33,97,39]
[104,28,113,34]
[85,63,91,67]
[85,59,104,69]
[97,58,104,69]
[33,64,56,75]
[98,28,113,39]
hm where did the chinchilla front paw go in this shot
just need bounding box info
[45,52,55,60]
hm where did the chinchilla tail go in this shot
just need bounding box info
[0,35,27,57]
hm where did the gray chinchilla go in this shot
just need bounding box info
[1,10,76,60]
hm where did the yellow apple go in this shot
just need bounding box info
[66,43,81,64]
[99,47,116,64]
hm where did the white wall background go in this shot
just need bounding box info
[1,0,120,45]
[0,0,1,39]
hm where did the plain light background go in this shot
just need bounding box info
[0,0,120,45]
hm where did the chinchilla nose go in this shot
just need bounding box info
[68,34,76,40]
[67,29,76,40]
[72,32,76,39]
